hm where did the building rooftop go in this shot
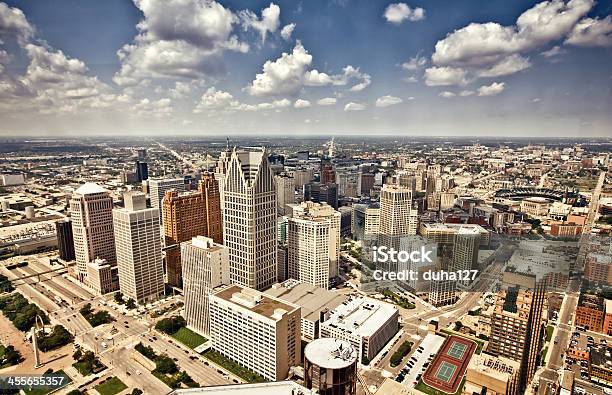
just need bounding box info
[170,381,313,395]
[265,280,346,323]
[321,294,397,338]
[213,284,299,321]
[420,222,487,235]
[74,182,108,195]
[468,352,520,381]
[304,338,357,369]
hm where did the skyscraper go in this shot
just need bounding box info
[378,184,417,253]
[223,149,277,291]
[287,202,341,289]
[113,191,164,303]
[487,272,545,395]
[162,174,222,287]
[149,178,185,219]
[70,183,116,283]
[55,217,75,262]
[274,173,295,216]
[135,160,148,182]
[181,236,229,336]
[304,182,338,209]
[320,157,336,185]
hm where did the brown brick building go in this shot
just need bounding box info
[162,173,222,287]
[574,294,604,332]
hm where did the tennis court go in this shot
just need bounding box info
[446,341,467,359]
[435,361,457,383]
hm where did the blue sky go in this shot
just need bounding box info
[0,0,611,136]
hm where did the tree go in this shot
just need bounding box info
[38,325,73,352]
[1,345,22,366]
[154,354,178,375]
[67,390,83,395]
[131,389,143,395]
[155,316,186,335]
[72,349,82,361]
[126,299,136,310]
[79,303,93,317]
[114,292,124,304]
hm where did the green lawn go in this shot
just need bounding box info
[170,327,207,349]
[94,376,127,395]
[203,349,265,383]
[415,378,466,395]
[546,325,554,342]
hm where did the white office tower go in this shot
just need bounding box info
[181,236,229,336]
[378,184,417,255]
[274,173,295,216]
[209,285,301,381]
[112,191,164,304]
[149,178,184,218]
[223,149,277,291]
[288,202,340,289]
[70,183,116,283]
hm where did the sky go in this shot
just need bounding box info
[0,0,611,137]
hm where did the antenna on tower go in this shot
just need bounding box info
[226,137,230,151]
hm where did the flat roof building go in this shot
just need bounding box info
[209,284,301,381]
[319,295,399,362]
[265,279,347,342]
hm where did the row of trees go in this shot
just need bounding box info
[135,342,198,389]
[390,341,413,367]
[0,293,48,331]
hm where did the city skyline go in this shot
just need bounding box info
[0,0,611,137]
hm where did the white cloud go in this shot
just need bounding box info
[566,16,612,47]
[248,42,371,96]
[541,45,567,57]
[476,54,531,78]
[439,91,456,98]
[239,2,281,43]
[375,95,403,107]
[271,98,291,107]
[114,0,248,85]
[317,97,337,105]
[384,3,425,24]
[194,87,238,112]
[459,90,474,96]
[424,66,469,86]
[132,97,173,118]
[344,102,366,111]
[430,0,593,79]
[0,2,34,45]
[169,81,192,98]
[294,98,311,108]
[248,41,312,96]
[401,55,427,71]
[477,82,506,96]
[280,23,296,41]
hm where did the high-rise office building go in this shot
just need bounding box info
[209,285,301,381]
[293,167,315,188]
[135,160,148,182]
[113,191,164,303]
[55,217,75,262]
[149,178,185,219]
[357,172,375,196]
[378,184,417,253]
[320,157,336,185]
[288,202,340,289]
[181,236,229,336]
[137,148,147,161]
[275,173,295,216]
[487,272,545,395]
[304,182,338,209]
[222,149,277,291]
[70,183,116,283]
[162,174,223,287]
